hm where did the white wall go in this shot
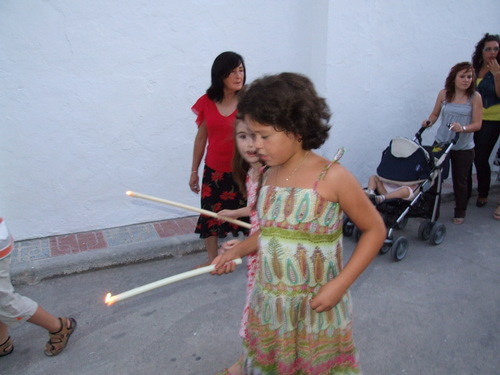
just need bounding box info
[1,0,499,240]
[324,0,499,181]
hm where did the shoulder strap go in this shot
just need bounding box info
[313,148,345,190]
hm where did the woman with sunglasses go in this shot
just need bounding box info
[471,33,500,208]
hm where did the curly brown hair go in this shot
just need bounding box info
[472,33,500,75]
[444,62,476,102]
[237,73,331,150]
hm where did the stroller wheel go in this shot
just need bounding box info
[429,222,446,245]
[418,219,433,240]
[379,236,393,255]
[390,236,409,261]
[343,216,354,237]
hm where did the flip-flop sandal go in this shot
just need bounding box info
[44,317,77,356]
[452,218,465,225]
[0,336,14,357]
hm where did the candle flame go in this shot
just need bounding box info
[105,292,114,306]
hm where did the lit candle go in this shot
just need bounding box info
[105,258,242,305]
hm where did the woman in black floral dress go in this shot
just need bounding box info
[189,52,249,266]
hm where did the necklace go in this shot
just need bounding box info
[279,151,310,183]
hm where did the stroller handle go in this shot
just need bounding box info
[414,124,429,144]
[414,122,460,145]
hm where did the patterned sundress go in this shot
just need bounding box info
[242,155,361,375]
[239,167,260,339]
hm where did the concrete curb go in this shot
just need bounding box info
[11,234,205,285]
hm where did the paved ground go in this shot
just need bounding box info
[2,193,499,375]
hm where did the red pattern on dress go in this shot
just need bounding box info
[239,167,261,339]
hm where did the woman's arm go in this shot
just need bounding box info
[422,90,445,127]
[488,59,500,98]
[465,92,483,132]
[312,164,386,312]
[189,123,208,193]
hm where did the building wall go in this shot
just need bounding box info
[1,0,498,239]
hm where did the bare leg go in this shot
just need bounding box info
[226,354,244,375]
[494,192,500,220]
[367,175,378,191]
[375,185,415,204]
[369,176,388,194]
[196,236,219,268]
[27,306,63,333]
[205,236,219,262]
[0,321,9,344]
[0,321,13,355]
[384,186,414,200]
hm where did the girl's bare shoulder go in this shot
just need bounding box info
[316,161,360,202]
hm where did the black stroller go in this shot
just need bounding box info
[344,126,460,261]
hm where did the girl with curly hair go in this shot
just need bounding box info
[213,72,385,374]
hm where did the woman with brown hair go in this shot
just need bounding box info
[422,62,483,224]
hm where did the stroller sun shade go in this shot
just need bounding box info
[376,137,431,183]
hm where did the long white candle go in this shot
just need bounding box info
[105,258,242,305]
[126,191,251,229]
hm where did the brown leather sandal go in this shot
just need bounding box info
[44,317,77,356]
[0,336,14,357]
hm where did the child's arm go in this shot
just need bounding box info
[312,164,386,312]
[210,231,259,275]
[218,206,251,219]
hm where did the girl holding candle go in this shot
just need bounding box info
[189,52,249,268]
[212,73,386,374]
[217,116,264,375]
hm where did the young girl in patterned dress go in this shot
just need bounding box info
[217,118,264,375]
[212,73,386,374]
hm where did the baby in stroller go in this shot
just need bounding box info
[365,175,418,204]
[364,135,431,206]
[348,130,457,261]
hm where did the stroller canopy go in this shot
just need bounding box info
[376,137,431,184]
